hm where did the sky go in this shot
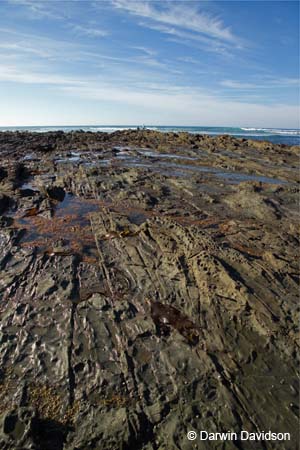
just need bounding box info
[0,0,299,127]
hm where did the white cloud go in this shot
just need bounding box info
[59,81,300,128]
[0,27,87,61]
[0,28,180,74]
[0,64,87,86]
[0,42,52,58]
[139,21,234,56]
[71,24,109,37]
[0,62,298,127]
[221,78,300,89]
[131,46,157,56]
[8,0,62,19]
[7,3,108,38]
[111,0,236,42]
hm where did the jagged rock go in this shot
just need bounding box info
[0,194,10,214]
[46,186,65,202]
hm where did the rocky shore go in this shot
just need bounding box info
[0,130,299,450]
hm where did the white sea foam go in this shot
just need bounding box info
[241,127,300,136]
[195,131,274,136]
[89,127,136,132]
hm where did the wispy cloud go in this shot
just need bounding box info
[0,28,178,73]
[7,2,109,38]
[0,27,89,63]
[0,60,297,125]
[8,0,63,19]
[131,46,157,57]
[177,56,202,65]
[108,0,244,56]
[0,63,87,86]
[221,78,300,89]
[111,0,236,42]
[70,24,109,38]
[140,21,235,57]
[0,41,52,58]
[61,82,299,127]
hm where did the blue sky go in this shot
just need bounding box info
[0,0,299,127]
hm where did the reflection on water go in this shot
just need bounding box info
[21,147,290,191]
[13,194,101,262]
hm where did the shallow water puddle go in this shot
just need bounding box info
[19,181,39,192]
[216,171,288,184]
[55,151,83,163]
[19,173,56,192]
[55,193,99,220]
[13,194,101,262]
[157,161,288,184]
[127,212,148,225]
[12,194,152,261]
[22,153,38,161]
[137,149,198,160]
[88,153,289,185]
[46,146,288,185]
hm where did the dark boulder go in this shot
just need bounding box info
[46,186,65,202]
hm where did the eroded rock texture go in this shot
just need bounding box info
[0,130,299,450]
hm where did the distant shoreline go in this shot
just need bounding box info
[0,125,299,146]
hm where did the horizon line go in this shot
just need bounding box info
[0,124,299,130]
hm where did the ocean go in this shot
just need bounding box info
[0,125,299,146]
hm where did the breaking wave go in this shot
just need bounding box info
[241,128,300,136]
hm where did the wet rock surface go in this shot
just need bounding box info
[0,130,299,449]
